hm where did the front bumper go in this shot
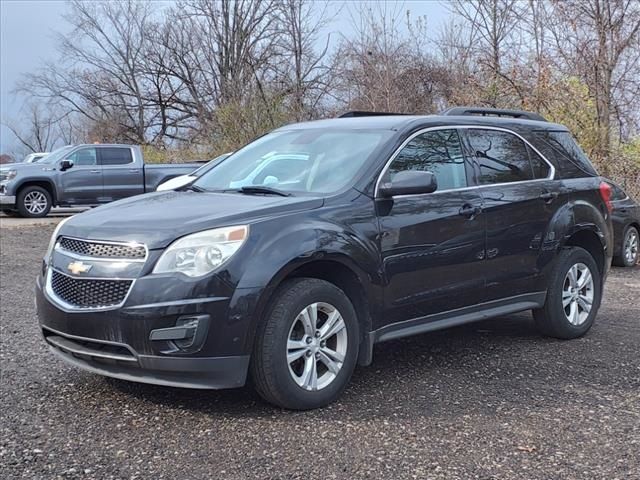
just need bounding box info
[36,272,260,389]
[0,194,16,209]
[43,326,249,388]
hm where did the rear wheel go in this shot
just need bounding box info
[534,247,602,339]
[613,226,638,267]
[16,186,52,218]
[251,278,359,410]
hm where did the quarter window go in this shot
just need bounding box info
[100,147,133,165]
[465,130,533,184]
[67,148,97,166]
[387,129,468,190]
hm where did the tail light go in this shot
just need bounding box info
[599,182,613,213]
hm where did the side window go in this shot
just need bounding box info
[465,129,533,184]
[99,147,133,166]
[610,184,628,201]
[387,129,468,190]
[539,131,597,176]
[527,145,550,179]
[67,148,97,166]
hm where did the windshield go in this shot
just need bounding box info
[193,129,392,195]
[37,145,74,164]
[192,153,232,176]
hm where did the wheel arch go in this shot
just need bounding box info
[248,254,379,367]
[15,179,58,204]
[563,228,607,275]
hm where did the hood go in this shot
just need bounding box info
[0,162,55,173]
[61,190,324,249]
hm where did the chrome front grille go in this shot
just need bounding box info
[59,237,147,259]
[50,270,132,309]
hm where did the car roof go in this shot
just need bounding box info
[277,114,569,133]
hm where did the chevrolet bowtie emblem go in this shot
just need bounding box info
[67,261,92,275]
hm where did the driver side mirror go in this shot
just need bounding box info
[60,159,74,171]
[379,170,438,197]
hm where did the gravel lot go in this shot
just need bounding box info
[1,224,639,480]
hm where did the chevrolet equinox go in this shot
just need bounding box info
[36,107,613,410]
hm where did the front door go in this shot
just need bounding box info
[58,146,103,205]
[377,128,486,326]
[99,147,144,201]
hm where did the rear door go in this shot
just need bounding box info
[377,128,487,325]
[460,127,562,300]
[58,146,103,205]
[99,147,144,201]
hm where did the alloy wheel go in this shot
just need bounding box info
[286,302,348,391]
[23,191,48,215]
[562,262,595,326]
[624,229,638,265]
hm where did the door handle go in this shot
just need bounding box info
[459,204,481,218]
[129,169,140,173]
[539,191,558,203]
[90,169,101,174]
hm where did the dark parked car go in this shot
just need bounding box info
[609,182,639,267]
[0,144,200,217]
[36,108,613,410]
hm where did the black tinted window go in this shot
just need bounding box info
[388,129,468,190]
[465,129,533,184]
[534,131,597,176]
[527,145,550,179]
[610,184,628,201]
[100,148,133,165]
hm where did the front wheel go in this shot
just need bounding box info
[613,226,639,267]
[250,278,359,410]
[533,247,602,339]
[16,186,52,218]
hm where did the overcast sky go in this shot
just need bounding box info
[0,0,450,156]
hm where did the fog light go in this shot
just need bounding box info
[149,314,210,354]
[174,317,200,350]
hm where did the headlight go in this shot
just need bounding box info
[153,226,248,277]
[45,217,71,262]
[0,169,17,183]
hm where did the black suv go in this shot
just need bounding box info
[36,107,613,410]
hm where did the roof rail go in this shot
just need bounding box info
[338,111,409,118]
[440,107,547,122]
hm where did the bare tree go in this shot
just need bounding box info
[2,104,59,153]
[275,0,335,121]
[548,0,640,156]
[22,0,160,144]
[332,3,450,114]
[449,0,529,106]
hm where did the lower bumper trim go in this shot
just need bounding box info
[0,195,16,207]
[45,330,250,390]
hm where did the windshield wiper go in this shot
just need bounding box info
[239,186,292,197]
[182,184,206,192]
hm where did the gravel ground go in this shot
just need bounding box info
[1,225,639,480]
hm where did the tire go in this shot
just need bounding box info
[613,226,639,267]
[533,247,602,339]
[250,278,359,410]
[16,186,52,218]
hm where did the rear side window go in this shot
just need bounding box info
[464,129,533,184]
[387,129,468,190]
[534,131,597,177]
[610,184,628,201]
[100,148,133,165]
